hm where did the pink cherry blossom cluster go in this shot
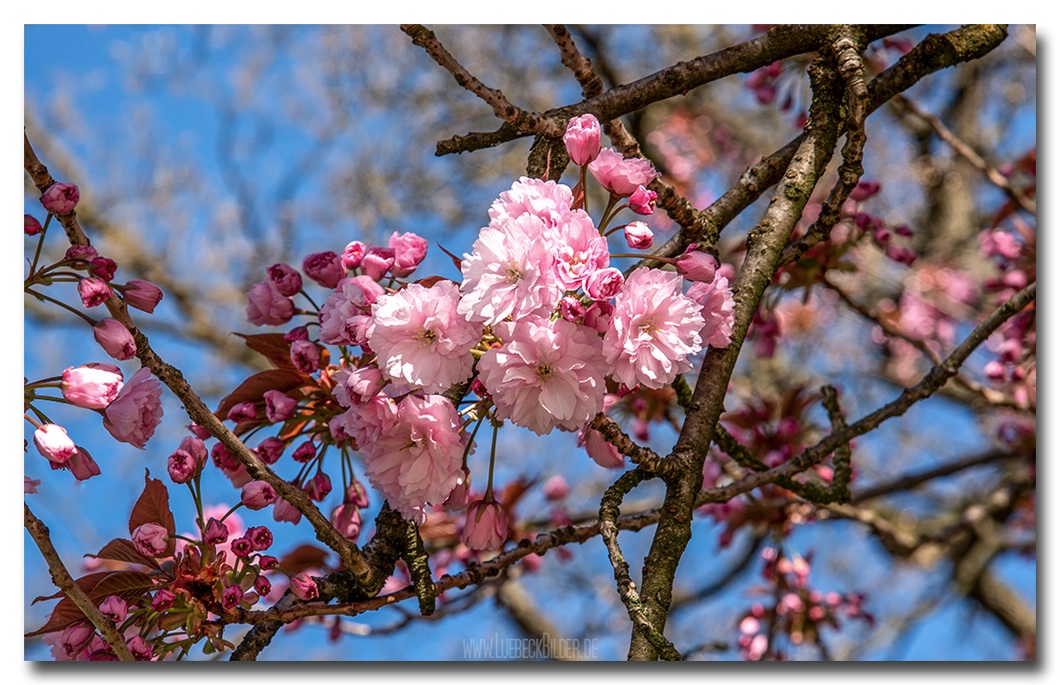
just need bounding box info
[209,114,736,550]
[25,188,167,486]
[736,548,873,660]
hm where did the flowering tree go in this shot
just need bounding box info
[24,24,1035,661]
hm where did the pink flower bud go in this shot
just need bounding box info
[984,360,1007,381]
[61,363,124,409]
[388,231,429,278]
[360,246,395,281]
[189,423,211,440]
[25,214,43,235]
[543,474,570,501]
[585,267,624,301]
[345,366,385,403]
[167,448,199,484]
[290,572,319,601]
[61,622,95,656]
[93,318,137,361]
[583,301,614,333]
[304,472,332,502]
[123,280,163,313]
[241,481,278,510]
[66,447,101,481]
[89,257,117,282]
[461,499,508,551]
[331,503,362,541]
[230,536,253,558]
[623,221,654,249]
[284,326,309,343]
[291,440,317,463]
[246,279,294,327]
[180,435,208,465]
[290,339,321,374]
[563,113,602,166]
[263,389,298,423]
[559,296,587,324]
[259,555,279,571]
[267,263,303,297]
[341,241,367,270]
[302,251,345,288]
[675,246,718,283]
[885,244,917,266]
[131,522,169,557]
[577,424,624,468]
[78,277,113,308]
[127,635,153,661]
[247,525,274,551]
[222,584,244,610]
[204,517,229,545]
[65,245,98,263]
[98,595,127,623]
[151,589,175,611]
[348,479,371,509]
[34,424,77,464]
[254,575,272,597]
[227,401,258,423]
[628,186,657,215]
[41,182,80,214]
[849,180,881,202]
[272,498,302,524]
[588,148,659,197]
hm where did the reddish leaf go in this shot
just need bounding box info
[26,570,155,637]
[436,243,464,271]
[234,333,299,372]
[498,476,537,512]
[128,471,176,557]
[277,544,331,575]
[412,275,455,289]
[215,369,308,420]
[87,538,161,571]
[32,571,113,605]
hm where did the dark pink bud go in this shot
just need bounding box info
[222,585,244,610]
[291,440,317,463]
[92,318,137,361]
[41,182,80,214]
[123,280,164,313]
[204,517,229,545]
[267,263,303,297]
[247,525,274,551]
[302,251,345,288]
[284,325,310,343]
[65,245,98,263]
[348,479,371,508]
[330,503,362,541]
[88,257,117,282]
[25,214,43,235]
[254,574,272,597]
[127,635,153,661]
[263,389,297,423]
[152,589,175,611]
[885,245,917,266]
[188,423,211,440]
[583,301,614,333]
[849,180,881,202]
[893,224,914,237]
[559,296,586,324]
[98,595,127,623]
[256,437,285,465]
[290,339,321,374]
[259,555,279,571]
[241,481,278,510]
[66,447,101,481]
[304,472,332,502]
[230,536,253,558]
[227,401,257,424]
[78,278,113,308]
[290,572,319,601]
[132,522,169,557]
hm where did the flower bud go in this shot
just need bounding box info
[41,182,80,214]
[623,221,654,249]
[585,267,624,301]
[92,318,137,361]
[204,517,229,545]
[461,499,508,551]
[290,572,320,601]
[675,246,718,283]
[302,251,345,288]
[563,114,602,166]
[34,424,78,464]
[131,522,169,557]
[123,280,164,313]
[267,263,303,297]
[241,481,278,510]
[388,232,428,278]
[341,241,367,270]
[263,389,297,423]
[61,363,124,409]
[25,214,43,235]
[78,277,113,308]
[628,186,657,215]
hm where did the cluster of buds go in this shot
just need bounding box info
[735,549,873,660]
